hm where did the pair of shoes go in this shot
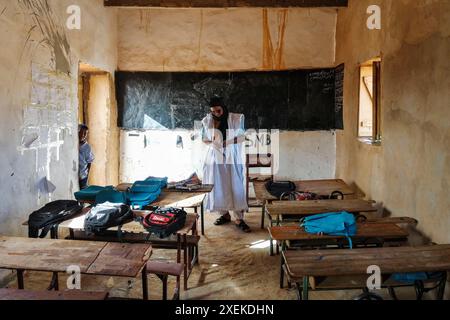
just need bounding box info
[214,214,231,226]
[236,220,251,233]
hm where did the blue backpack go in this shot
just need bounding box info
[300,212,357,248]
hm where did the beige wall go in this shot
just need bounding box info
[0,0,117,236]
[336,0,450,245]
[118,8,337,71]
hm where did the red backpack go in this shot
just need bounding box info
[141,207,187,239]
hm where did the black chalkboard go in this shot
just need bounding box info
[116,67,344,131]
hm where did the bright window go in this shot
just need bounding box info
[358,58,382,143]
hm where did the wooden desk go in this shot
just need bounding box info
[283,245,450,300]
[253,179,356,230]
[266,199,377,218]
[264,199,378,256]
[0,288,108,300]
[115,184,213,235]
[59,212,199,291]
[0,236,152,299]
[270,223,409,291]
[269,223,409,245]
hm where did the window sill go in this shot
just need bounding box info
[358,137,382,146]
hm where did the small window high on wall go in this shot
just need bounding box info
[358,58,382,144]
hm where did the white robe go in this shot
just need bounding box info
[202,113,248,212]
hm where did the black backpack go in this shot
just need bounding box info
[141,207,187,239]
[280,190,345,201]
[28,200,83,238]
[84,203,134,235]
[265,180,296,198]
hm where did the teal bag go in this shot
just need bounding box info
[130,181,162,194]
[145,176,168,189]
[74,185,115,202]
[127,180,162,209]
[95,190,128,205]
[391,272,444,284]
[300,212,357,248]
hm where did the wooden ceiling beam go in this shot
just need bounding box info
[104,0,348,8]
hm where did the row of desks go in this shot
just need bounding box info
[254,180,450,300]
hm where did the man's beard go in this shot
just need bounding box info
[212,113,224,121]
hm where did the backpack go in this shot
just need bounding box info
[300,212,357,248]
[84,202,134,235]
[95,189,128,205]
[28,200,83,238]
[141,207,187,239]
[280,190,344,201]
[265,181,296,198]
[127,181,162,209]
[74,185,115,202]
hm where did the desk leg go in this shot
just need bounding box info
[47,273,59,291]
[280,241,287,289]
[183,234,188,291]
[303,276,309,301]
[141,264,148,300]
[201,200,205,236]
[261,203,265,229]
[17,269,25,290]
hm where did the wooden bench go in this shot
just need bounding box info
[146,261,184,300]
[0,288,109,300]
[282,245,450,300]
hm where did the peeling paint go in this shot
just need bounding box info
[18,0,71,74]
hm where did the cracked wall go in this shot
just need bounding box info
[0,0,117,236]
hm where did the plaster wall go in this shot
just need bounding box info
[0,0,117,236]
[336,0,450,245]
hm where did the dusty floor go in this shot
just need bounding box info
[2,208,448,300]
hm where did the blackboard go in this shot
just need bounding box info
[116,67,344,131]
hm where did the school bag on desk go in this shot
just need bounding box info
[300,211,357,249]
[280,190,345,201]
[141,207,187,239]
[127,181,162,209]
[28,200,83,238]
[74,185,115,203]
[84,202,133,235]
[265,180,296,198]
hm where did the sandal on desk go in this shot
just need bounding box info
[214,214,231,226]
[236,220,251,233]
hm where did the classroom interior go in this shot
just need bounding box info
[0,0,449,301]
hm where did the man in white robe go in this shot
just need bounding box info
[201,97,250,233]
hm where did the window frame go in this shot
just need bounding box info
[357,58,382,145]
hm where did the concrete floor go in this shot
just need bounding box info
[2,208,448,300]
